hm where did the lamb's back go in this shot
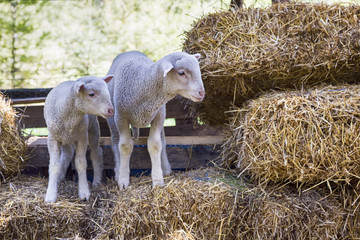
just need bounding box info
[44,81,73,122]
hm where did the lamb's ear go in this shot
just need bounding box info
[161,61,173,78]
[103,75,114,83]
[193,53,201,60]
[77,84,85,94]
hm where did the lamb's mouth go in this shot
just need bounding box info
[191,94,204,102]
[102,113,113,119]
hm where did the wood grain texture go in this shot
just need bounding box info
[26,144,219,170]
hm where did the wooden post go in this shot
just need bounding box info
[229,0,243,9]
[272,0,290,4]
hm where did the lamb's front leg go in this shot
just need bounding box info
[117,118,133,189]
[148,111,166,187]
[148,128,164,187]
[45,136,62,203]
[75,140,90,200]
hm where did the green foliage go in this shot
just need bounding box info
[0,0,49,88]
[1,0,359,89]
[34,0,231,88]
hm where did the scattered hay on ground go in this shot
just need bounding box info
[0,93,27,181]
[221,85,360,189]
[183,2,360,125]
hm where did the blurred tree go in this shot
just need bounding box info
[0,0,230,88]
[0,0,49,88]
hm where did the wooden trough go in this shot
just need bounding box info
[2,88,223,177]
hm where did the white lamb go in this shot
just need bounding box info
[106,51,205,189]
[44,75,114,203]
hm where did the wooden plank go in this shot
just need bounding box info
[26,136,224,147]
[5,89,189,119]
[26,145,219,170]
[16,98,194,129]
[18,104,223,137]
[165,98,191,119]
[100,122,223,137]
[11,97,46,105]
[16,105,45,128]
[1,88,52,99]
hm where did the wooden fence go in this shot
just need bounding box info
[2,89,223,177]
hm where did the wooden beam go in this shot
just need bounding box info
[99,121,223,137]
[272,0,290,4]
[16,98,193,129]
[26,145,218,170]
[26,135,224,147]
[11,97,46,105]
[230,0,243,9]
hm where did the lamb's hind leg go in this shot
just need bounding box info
[45,136,62,203]
[88,115,103,187]
[116,117,133,189]
[107,115,121,182]
[58,144,75,182]
[160,128,171,175]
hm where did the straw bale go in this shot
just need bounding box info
[235,183,359,240]
[110,168,359,240]
[221,85,360,189]
[0,176,94,239]
[1,168,360,239]
[183,3,360,125]
[112,168,237,239]
[0,92,27,181]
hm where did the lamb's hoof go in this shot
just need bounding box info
[152,179,165,188]
[92,180,102,188]
[117,177,130,190]
[58,174,66,183]
[45,193,57,203]
[78,189,90,201]
[163,168,172,175]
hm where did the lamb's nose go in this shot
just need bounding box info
[108,108,114,116]
[199,90,205,97]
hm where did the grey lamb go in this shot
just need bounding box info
[44,75,114,203]
[106,51,205,189]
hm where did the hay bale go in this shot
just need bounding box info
[183,3,360,125]
[221,85,360,189]
[112,169,237,239]
[235,183,358,239]
[0,169,359,239]
[0,176,93,239]
[110,168,359,239]
[0,93,27,181]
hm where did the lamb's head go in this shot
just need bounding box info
[161,52,205,102]
[74,75,114,118]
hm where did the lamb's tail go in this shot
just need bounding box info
[131,126,139,140]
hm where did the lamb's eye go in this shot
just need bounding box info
[178,70,185,76]
[88,92,95,97]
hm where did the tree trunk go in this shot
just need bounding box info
[229,0,243,9]
[11,1,18,89]
[272,0,290,4]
